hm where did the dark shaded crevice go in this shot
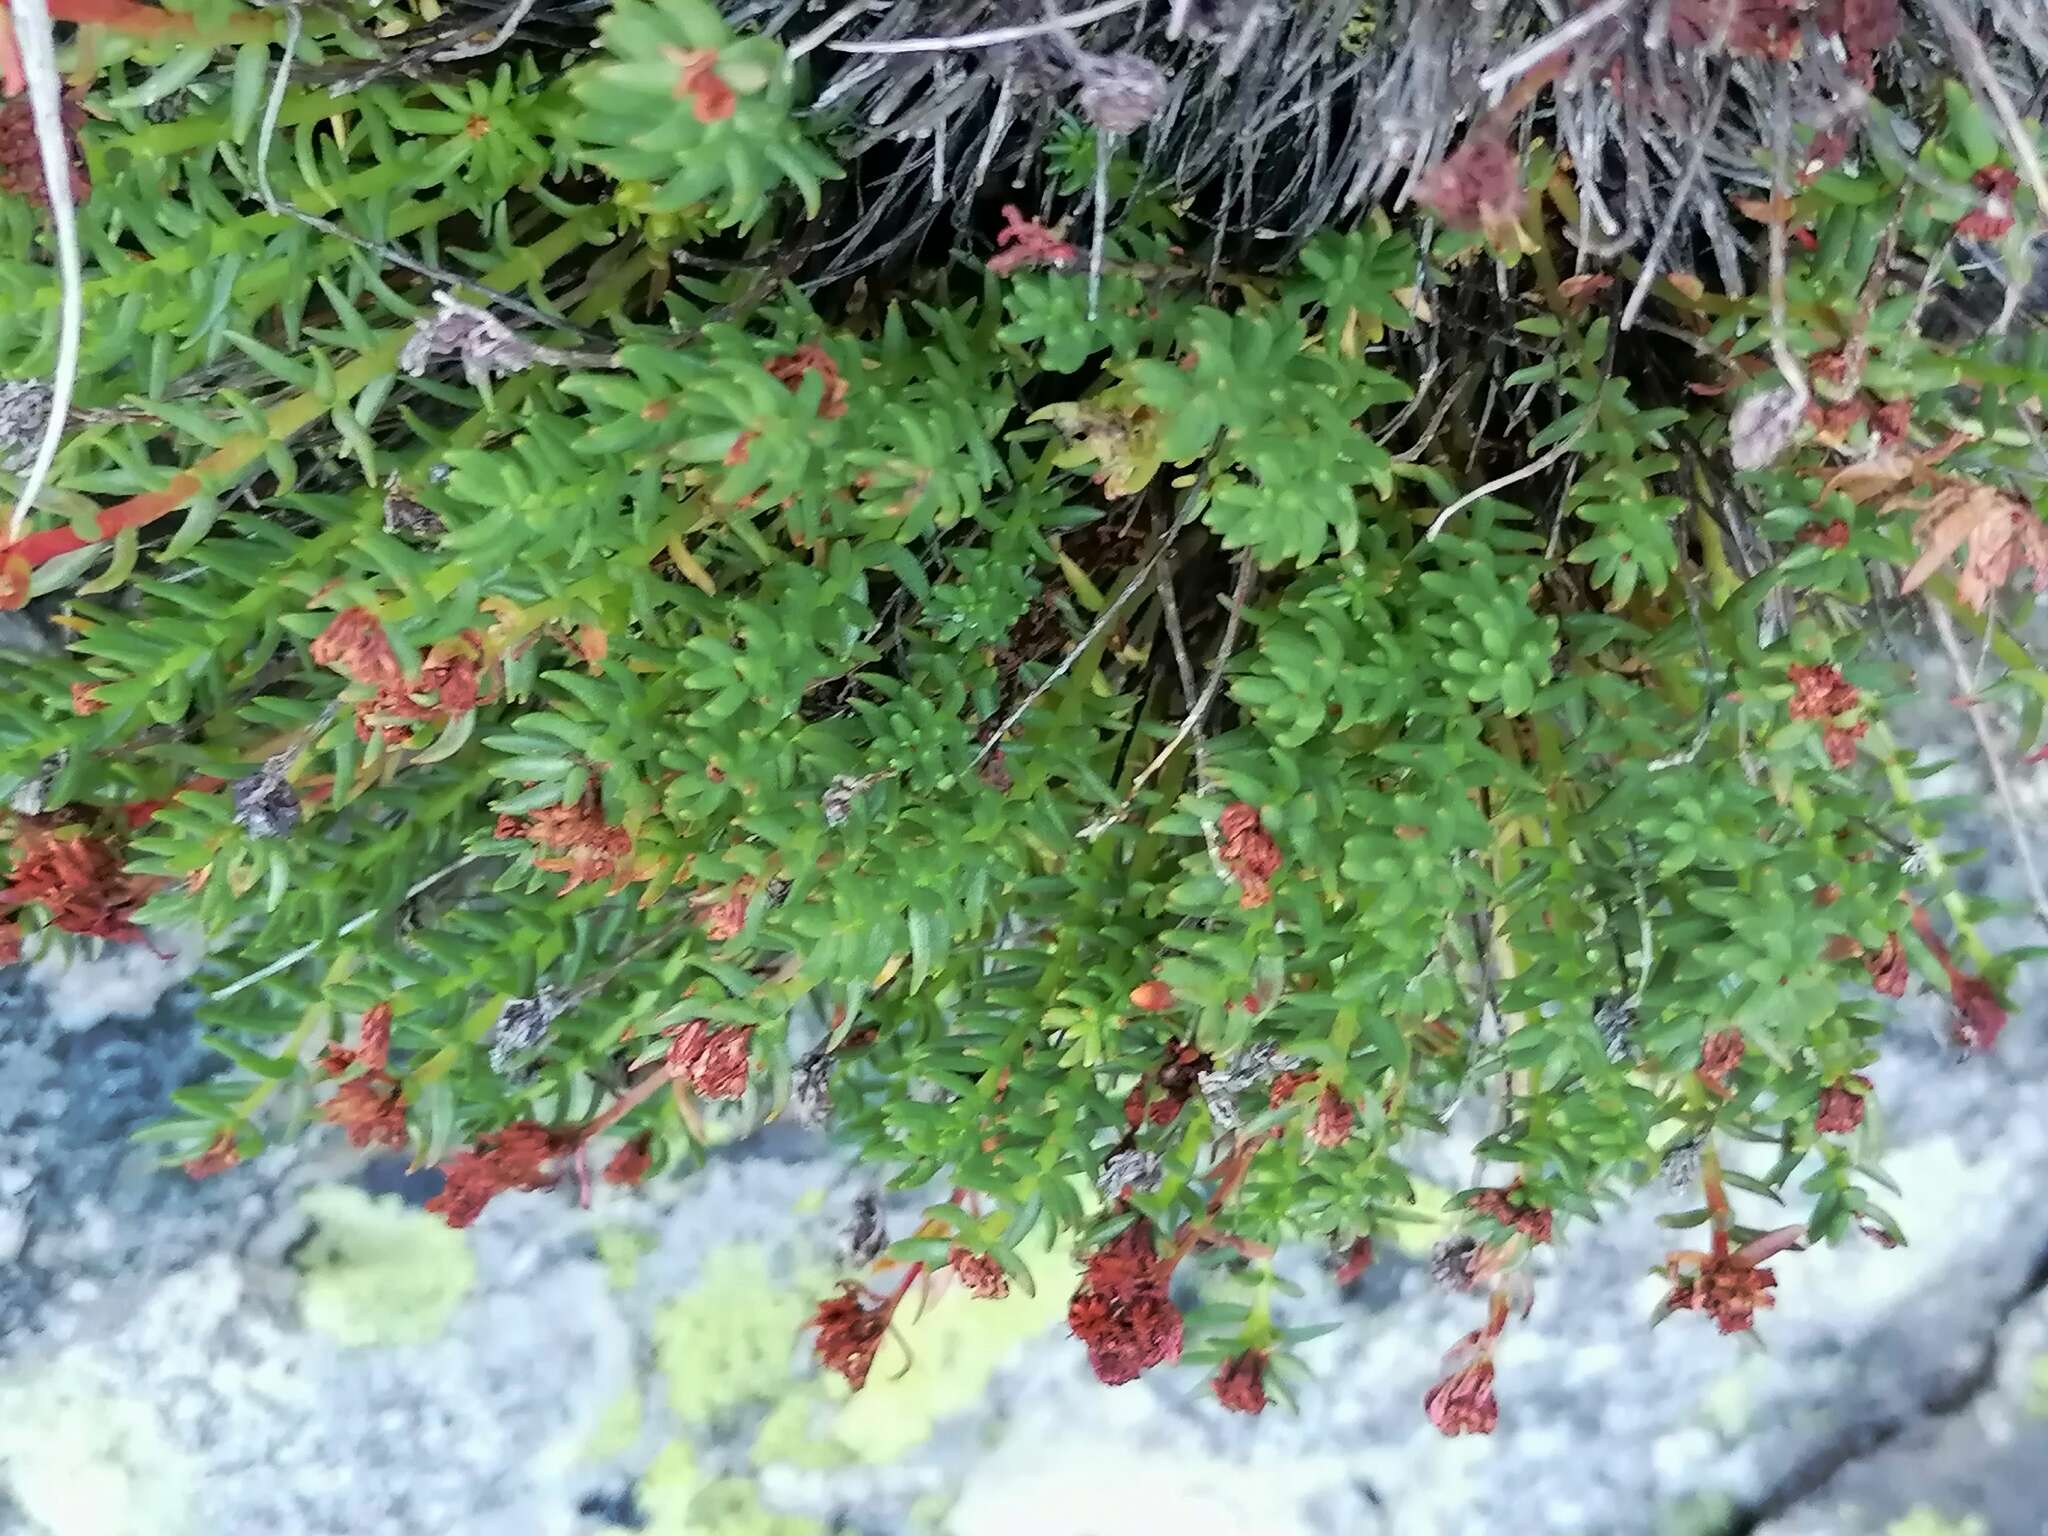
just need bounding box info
[1722,1235,2048,1534]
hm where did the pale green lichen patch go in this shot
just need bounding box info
[583,1381,647,1463]
[295,1184,476,1348]
[0,1371,198,1536]
[2028,1354,2048,1417]
[1887,1509,1989,1536]
[595,1226,657,1293]
[653,1246,812,1424]
[749,1392,852,1471]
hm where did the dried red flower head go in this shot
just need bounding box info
[0,919,21,968]
[1957,165,2021,242]
[1268,1067,1317,1107]
[1129,979,1174,1012]
[1467,1183,1554,1244]
[1334,1236,1375,1286]
[948,1246,1010,1299]
[320,1070,409,1150]
[183,1130,241,1181]
[1309,1085,1355,1148]
[696,884,751,941]
[1671,0,1801,57]
[1218,802,1282,909]
[604,1134,654,1186]
[1424,1358,1499,1436]
[1666,1247,1780,1333]
[1697,1028,1746,1098]
[356,1002,393,1072]
[425,1120,568,1228]
[988,204,1079,276]
[1819,0,1900,54]
[1068,1222,1184,1385]
[1798,519,1851,550]
[1949,970,2008,1051]
[1415,135,1524,233]
[1816,1074,1872,1133]
[1211,1349,1269,1415]
[1864,933,1908,996]
[808,1283,890,1389]
[1787,662,1859,721]
[69,682,105,715]
[497,785,637,892]
[665,47,735,123]
[2,827,158,944]
[311,607,403,688]
[1822,720,1868,768]
[765,343,849,421]
[0,91,90,210]
[664,1018,754,1099]
[1871,398,1911,446]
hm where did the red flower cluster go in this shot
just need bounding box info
[322,1002,393,1075]
[1068,1222,1184,1385]
[1787,663,1858,721]
[1957,166,2021,242]
[2,825,159,944]
[988,205,1079,277]
[1267,1067,1317,1107]
[495,785,637,893]
[1309,1085,1355,1149]
[808,1282,891,1389]
[70,682,105,715]
[319,1071,408,1150]
[664,1018,753,1099]
[1816,1074,1872,1133]
[666,47,735,123]
[0,919,21,967]
[1786,663,1865,767]
[1124,1038,1210,1128]
[1466,1182,1554,1244]
[1425,1357,1499,1435]
[1666,1248,1779,1333]
[1696,1028,1745,1098]
[1334,1236,1375,1286]
[1798,519,1850,550]
[310,608,486,744]
[1211,1349,1269,1415]
[425,1120,570,1228]
[765,343,849,420]
[183,1130,241,1181]
[1218,802,1282,909]
[1670,0,1804,57]
[604,1134,653,1186]
[0,91,90,210]
[694,883,751,941]
[948,1246,1010,1300]
[1424,1296,1511,1437]
[1908,904,2009,1051]
[1414,135,1523,232]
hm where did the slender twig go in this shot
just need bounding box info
[1928,600,2048,935]
[972,463,1213,770]
[209,853,487,1000]
[1424,419,1591,540]
[1619,63,1728,332]
[1080,554,1255,840]
[430,0,540,61]
[1477,0,1635,96]
[253,7,604,341]
[5,0,83,546]
[828,0,1143,54]
[1763,66,1810,411]
[1089,130,1113,321]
